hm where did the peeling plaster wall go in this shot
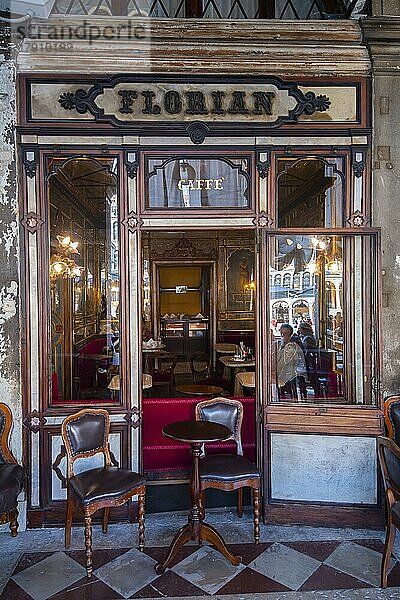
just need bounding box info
[0,57,23,528]
[373,73,400,396]
[362,18,400,398]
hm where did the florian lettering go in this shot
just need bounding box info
[252,91,275,115]
[228,91,249,115]
[185,91,208,115]
[164,90,182,114]
[177,178,224,191]
[117,88,277,117]
[118,90,137,114]
[141,90,161,114]
[211,91,226,115]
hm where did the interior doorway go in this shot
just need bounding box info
[141,230,258,512]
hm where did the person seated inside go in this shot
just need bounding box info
[298,321,317,349]
[276,323,306,400]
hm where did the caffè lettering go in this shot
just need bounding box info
[118,89,275,116]
[177,178,224,191]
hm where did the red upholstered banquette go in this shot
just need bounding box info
[142,396,256,474]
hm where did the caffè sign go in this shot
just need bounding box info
[56,77,332,126]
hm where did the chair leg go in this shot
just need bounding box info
[65,492,74,548]
[237,488,243,518]
[84,513,93,578]
[253,487,260,544]
[9,507,19,537]
[102,507,110,534]
[381,518,396,588]
[199,490,205,521]
[138,490,145,552]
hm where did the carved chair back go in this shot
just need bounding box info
[195,397,243,455]
[190,351,211,383]
[378,436,400,498]
[0,403,17,465]
[384,396,400,448]
[61,408,112,479]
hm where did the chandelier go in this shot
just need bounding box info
[50,235,84,280]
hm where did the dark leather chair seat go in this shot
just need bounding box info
[200,454,259,483]
[70,466,146,505]
[62,408,146,578]
[195,397,261,543]
[0,463,24,513]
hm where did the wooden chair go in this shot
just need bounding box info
[149,353,178,396]
[195,397,260,543]
[61,408,146,577]
[377,436,400,588]
[190,351,231,391]
[0,403,24,536]
[383,396,400,447]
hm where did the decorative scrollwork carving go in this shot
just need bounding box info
[256,160,270,179]
[253,212,274,228]
[21,212,44,234]
[352,159,365,178]
[23,410,46,433]
[122,212,142,232]
[58,89,92,114]
[300,92,331,115]
[347,210,369,227]
[125,161,138,179]
[186,122,210,145]
[25,160,37,178]
[123,408,141,428]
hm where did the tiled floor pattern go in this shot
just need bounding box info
[1,538,400,599]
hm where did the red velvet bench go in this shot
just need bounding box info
[142,396,256,476]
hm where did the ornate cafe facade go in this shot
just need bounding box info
[1,0,400,531]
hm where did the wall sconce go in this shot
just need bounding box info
[50,234,83,280]
[50,255,84,280]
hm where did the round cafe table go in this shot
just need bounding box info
[155,420,241,574]
[175,384,223,397]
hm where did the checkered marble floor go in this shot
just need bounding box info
[2,537,400,599]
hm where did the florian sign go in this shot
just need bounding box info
[55,77,332,127]
[26,75,361,139]
[117,89,276,117]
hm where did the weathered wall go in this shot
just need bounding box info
[372,0,400,16]
[0,55,23,529]
[363,18,400,397]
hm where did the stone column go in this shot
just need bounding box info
[362,18,400,395]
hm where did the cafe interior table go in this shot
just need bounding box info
[155,420,241,574]
[234,371,255,396]
[175,384,223,397]
[108,374,152,398]
[219,355,255,382]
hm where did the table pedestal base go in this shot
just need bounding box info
[155,521,241,574]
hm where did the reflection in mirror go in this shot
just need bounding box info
[48,156,119,405]
[277,157,344,227]
[270,234,344,404]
